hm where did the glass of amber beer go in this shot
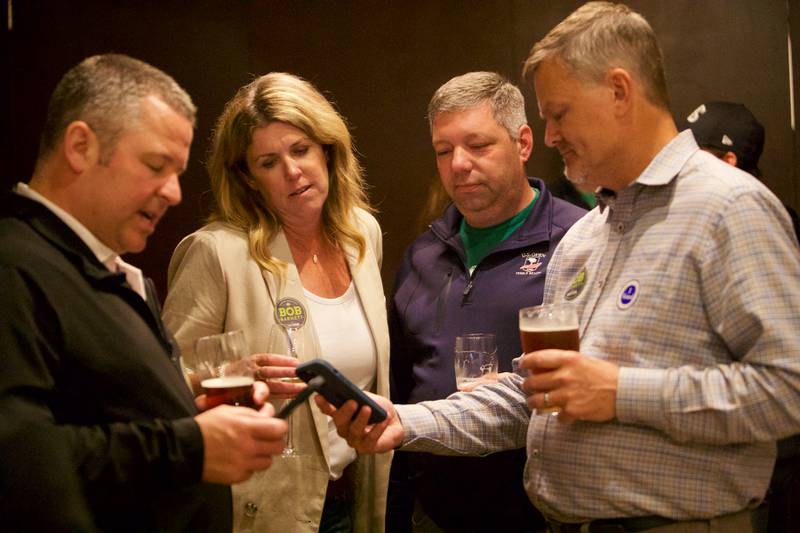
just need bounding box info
[192,330,255,408]
[518,303,579,414]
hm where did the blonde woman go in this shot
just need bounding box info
[163,72,390,533]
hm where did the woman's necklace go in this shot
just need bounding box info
[285,231,322,266]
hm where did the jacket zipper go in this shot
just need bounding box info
[461,269,476,305]
[435,267,454,334]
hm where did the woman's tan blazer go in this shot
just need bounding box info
[163,208,391,533]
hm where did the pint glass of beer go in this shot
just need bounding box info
[192,330,255,408]
[518,303,579,414]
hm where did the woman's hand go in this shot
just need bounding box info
[250,353,306,400]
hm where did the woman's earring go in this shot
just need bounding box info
[246,179,258,190]
[238,170,258,190]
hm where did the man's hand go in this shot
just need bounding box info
[314,392,404,454]
[520,349,619,423]
[195,402,287,484]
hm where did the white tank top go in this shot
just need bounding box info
[303,281,377,479]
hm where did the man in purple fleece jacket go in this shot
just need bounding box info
[386,71,585,533]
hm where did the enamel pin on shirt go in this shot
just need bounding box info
[565,267,587,301]
[617,280,640,310]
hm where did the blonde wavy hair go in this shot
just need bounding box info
[207,72,372,275]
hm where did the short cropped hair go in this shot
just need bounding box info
[523,1,669,109]
[427,71,527,139]
[37,54,196,167]
[207,72,371,275]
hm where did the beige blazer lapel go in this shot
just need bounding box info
[261,229,333,468]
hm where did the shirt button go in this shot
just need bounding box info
[531,448,541,457]
[244,501,258,517]
[615,222,625,233]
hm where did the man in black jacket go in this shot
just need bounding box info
[0,54,287,532]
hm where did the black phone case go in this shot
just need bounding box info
[295,359,387,424]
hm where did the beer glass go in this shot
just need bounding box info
[518,303,579,414]
[192,330,254,408]
[453,333,498,391]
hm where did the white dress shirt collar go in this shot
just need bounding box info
[14,182,147,300]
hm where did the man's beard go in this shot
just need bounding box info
[563,163,588,186]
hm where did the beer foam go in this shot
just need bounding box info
[201,376,254,388]
[519,324,578,332]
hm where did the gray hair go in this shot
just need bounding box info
[523,1,669,109]
[427,71,527,139]
[37,54,196,166]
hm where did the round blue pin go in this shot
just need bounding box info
[617,280,639,310]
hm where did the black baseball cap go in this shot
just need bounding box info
[681,101,765,176]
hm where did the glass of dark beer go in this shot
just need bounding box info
[192,330,255,408]
[518,303,579,414]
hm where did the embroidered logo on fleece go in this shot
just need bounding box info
[516,252,545,276]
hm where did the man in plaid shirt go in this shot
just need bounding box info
[318,3,800,532]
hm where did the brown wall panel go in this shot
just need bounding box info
[792,0,800,211]
[645,0,792,205]
[4,1,797,300]
[3,0,250,297]
[245,1,530,288]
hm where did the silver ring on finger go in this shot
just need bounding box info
[543,392,550,408]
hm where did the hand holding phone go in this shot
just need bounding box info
[277,359,387,424]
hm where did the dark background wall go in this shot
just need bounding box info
[3,1,798,298]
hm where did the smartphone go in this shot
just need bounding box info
[275,375,322,419]
[287,358,387,424]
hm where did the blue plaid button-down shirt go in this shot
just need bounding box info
[396,130,800,522]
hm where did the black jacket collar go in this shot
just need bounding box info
[1,192,175,353]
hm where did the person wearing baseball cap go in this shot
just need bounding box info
[682,101,765,176]
[682,100,799,242]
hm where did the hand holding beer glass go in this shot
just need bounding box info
[191,330,255,409]
[519,304,579,415]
